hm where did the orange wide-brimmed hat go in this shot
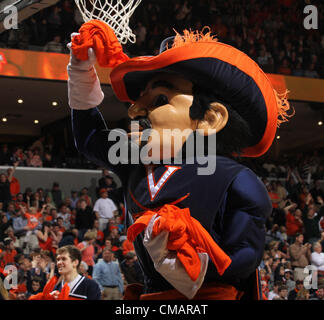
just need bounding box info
[72,21,292,157]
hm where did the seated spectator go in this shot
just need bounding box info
[43,35,64,53]
[42,151,55,168]
[0,163,18,211]
[0,238,17,269]
[14,193,27,211]
[29,154,43,168]
[70,191,79,209]
[0,214,12,242]
[44,195,56,210]
[304,63,319,78]
[274,285,288,300]
[57,204,71,230]
[283,269,295,293]
[292,61,304,77]
[311,283,324,300]
[36,221,54,253]
[302,195,324,244]
[26,276,43,299]
[277,58,292,75]
[56,217,66,233]
[79,260,91,279]
[0,144,11,165]
[267,281,281,300]
[311,242,324,273]
[296,288,310,300]
[58,228,78,248]
[120,252,144,286]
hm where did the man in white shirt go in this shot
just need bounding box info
[311,242,324,271]
[93,188,118,231]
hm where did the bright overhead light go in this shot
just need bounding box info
[52,101,58,106]
[17,99,23,104]
[2,117,7,122]
[276,135,280,139]
[34,120,39,124]
[318,121,323,126]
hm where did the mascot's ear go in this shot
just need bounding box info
[196,102,228,135]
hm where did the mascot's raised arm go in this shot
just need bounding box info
[67,20,293,300]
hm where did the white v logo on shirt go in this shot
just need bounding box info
[146,165,180,201]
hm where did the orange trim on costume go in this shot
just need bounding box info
[110,42,281,157]
[127,204,231,281]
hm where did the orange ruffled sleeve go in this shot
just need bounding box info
[71,19,129,68]
[127,204,232,282]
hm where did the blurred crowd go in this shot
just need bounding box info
[0,0,323,78]
[0,167,143,300]
[0,146,324,299]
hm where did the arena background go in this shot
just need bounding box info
[0,0,323,301]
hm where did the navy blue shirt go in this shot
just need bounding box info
[72,107,272,295]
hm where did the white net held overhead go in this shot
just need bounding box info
[74,0,142,44]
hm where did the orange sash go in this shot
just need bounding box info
[127,204,231,281]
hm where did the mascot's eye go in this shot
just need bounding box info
[152,94,169,107]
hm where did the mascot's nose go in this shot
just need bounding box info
[128,103,148,119]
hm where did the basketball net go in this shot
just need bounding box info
[73,0,142,44]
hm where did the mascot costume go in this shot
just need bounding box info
[66,20,292,300]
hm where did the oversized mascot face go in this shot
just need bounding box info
[127,73,228,161]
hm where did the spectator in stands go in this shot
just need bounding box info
[92,247,124,300]
[29,154,43,168]
[47,182,64,208]
[285,202,304,244]
[267,281,281,300]
[304,63,319,78]
[296,288,310,300]
[283,269,295,293]
[14,193,26,211]
[57,204,71,230]
[289,233,312,281]
[275,285,288,300]
[310,180,324,205]
[311,284,324,300]
[7,167,20,200]
[44,196,56,210]
[0,162,17,211]
[30,137,45,158]
[302,195,324,244]
[70,191,79,209]
[93,189,118,231]
[12,206,28,238]
[26,276,42,299]
[120,251,144,286]
[76,230,97,276]
[0,214,12,242]
[311,242,324,273]
[0,144,11,165]
[79,187,92,207]
[75,199,95,241]
[36,221,54,253]
[42,151,55,168]
[0,238,17,269]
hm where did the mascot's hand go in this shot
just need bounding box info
[67,33,104,110]
[143,214,208,300]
